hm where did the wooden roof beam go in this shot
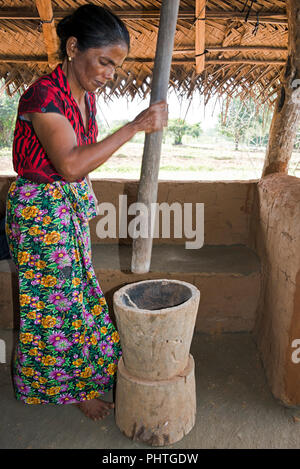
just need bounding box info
[125,58,286,65]
[0,56,286,66]
[205,11,287,24]
[0,56,48,63]
[0,9,288,25]
[35,0,59,68]
[195,0,206,74]
[173,46,288,54]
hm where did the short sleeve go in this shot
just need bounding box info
[18,80,64,118]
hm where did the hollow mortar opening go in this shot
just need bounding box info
[122,281,192,311]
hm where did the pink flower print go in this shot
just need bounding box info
[14,376,24,387]
[28,255,36,268]
[55,357,65,367]
[48,291,72,312]
[30,297,39,308]
[106,335,114,345]
[19,233,26,244]
[15,204,25,217]
[95,331,101,341]
[87,286,99,298]
[60,384,69,392]
[82,344,90,358]
[50,248,71,269]
[31,272,42,286]
[103,313,111,325]
[35,352,43,362]
[58,394,78,404]
[55,338,72,352]
[54,316,64,329]
[49,290,66,305]
[48,332,72,352]
[57,280,67,290]
[92,375,110,385]
[18,384,31,395]
[84,313,95,328]
[49,368,72,382]
[105,343,114,357]
[72,332,80,344]
[55,205,70,217]
[48,331,65,345]
[100,341,108,355]
[54,205,70,226]
[34,313,42,325]
[11,222,20,239]
[58,231,69,244]
[19,185,38,202]
[72,290,80,300]
[83,255,91,267]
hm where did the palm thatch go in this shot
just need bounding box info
[0,0,288,105]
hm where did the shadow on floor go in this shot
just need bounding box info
[1,332,300,449]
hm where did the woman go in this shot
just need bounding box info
[5,4,167,421]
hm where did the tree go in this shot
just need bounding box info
[167,118,202,145]
[218,98,255,151]
[0,91,19,147]
[218,97,272,151]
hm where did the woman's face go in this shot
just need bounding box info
[66,38,128,92]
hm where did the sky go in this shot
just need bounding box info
[96,90,221,131]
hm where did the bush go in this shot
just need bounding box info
[0,92,19,148]
[166,119,202,145]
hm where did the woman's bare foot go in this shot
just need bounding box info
[75,399,114,421]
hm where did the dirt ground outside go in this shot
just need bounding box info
[1,136,300,181]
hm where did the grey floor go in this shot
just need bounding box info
[1,332,300,449]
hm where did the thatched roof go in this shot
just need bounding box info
[0,0,288,105]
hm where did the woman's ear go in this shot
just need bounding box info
[66,36,78,60]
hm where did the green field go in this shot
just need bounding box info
[1,136,300,180]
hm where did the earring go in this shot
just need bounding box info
[68,56,72,62]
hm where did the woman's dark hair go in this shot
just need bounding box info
[56,4,130,59]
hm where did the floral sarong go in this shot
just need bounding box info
[5,176,122,404]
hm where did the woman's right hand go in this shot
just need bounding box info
[131,100,168,134]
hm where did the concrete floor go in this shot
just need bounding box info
[1,332,300,449]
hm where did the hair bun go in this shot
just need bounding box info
[56,14,73,40]
[56,5,130,60]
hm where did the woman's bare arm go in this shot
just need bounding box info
[28,101,167,182]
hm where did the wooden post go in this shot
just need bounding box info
[35,0,59,68]
[131,0,180,274]
[195,0,206,74]
[262,0,300,177]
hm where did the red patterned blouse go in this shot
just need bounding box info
[13,64,98,183]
